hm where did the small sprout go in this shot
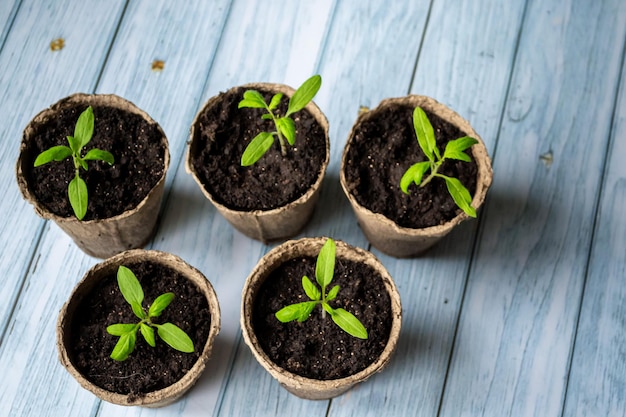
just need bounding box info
[275,238,368,339]
[106,265,194,361]
[400,107,478,217]
[238,74,322,166]
[33,106,114,220]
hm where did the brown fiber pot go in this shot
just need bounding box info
[340,95,493,258]
[186,83,329,242]
[16,94,169,258]
[57,249,221,407]
[241,237,402,400]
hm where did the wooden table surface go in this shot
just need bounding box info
[1,0,625,416]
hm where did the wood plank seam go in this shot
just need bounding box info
[0,0,131,346]
[433,0,532,415]
[558,37,626,417]
[0,0,20,56]
[407,0,435,95]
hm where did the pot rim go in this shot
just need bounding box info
[240,237,402,399]
[185,82,330,217]
[56,249,221,407]
[340,94,493,237]
[16,93,170,225]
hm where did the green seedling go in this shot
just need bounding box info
[400,106,478,217]
[106,265,194,362]
[238,74,322,166]
[33,106,114,220]
[275,238,368,340]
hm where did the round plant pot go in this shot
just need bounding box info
[16,94,170,258]
[57,249,221,407]
[241,237,402,400]
[186,83,329,242]
[340,95,493,258]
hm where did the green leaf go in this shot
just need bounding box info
[302,276,321,301]
[400,161,431,194]
[413,107,438,162]
[276,117,296,146]
[297,302,317,322]
[238,90,267,109]
[275,301,317,323]
[443,136,478,162]
[261,113,273,120]
[83,149,114,165]
[329,308,368,339]
[68,174,88,220]
[33,145,72,166]
[443,176,477,217]
[77,158,88,171]
[322,301,334,316]
[286,74,321,116]
[74,106,95,148]
[155,323,194,353]
[326,285,340,301]
[117,265,144,307]
[268,93,283,110]
[131,302,147,320]
[66,135,80,154]
[241,132,274,166]
[149,292,174,318]
[140,323,156,347]
[110,331,136,361]
[106,323,138,336]
[316,238,336,291]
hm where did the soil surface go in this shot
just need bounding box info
[69,261,211,398]
[252,256,392,380]
[343,103,478,228]
[24,102,166,220]
[189,86,327,211]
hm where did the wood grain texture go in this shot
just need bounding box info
[0,1,625,416]
[0,1,233,416]
[306,0,431,247]
[199,1,336,415]
[439,0,626,416]
[563,54,626,417]
[0,0,125,340]
[0,0,19,51]
[327,0,527,416]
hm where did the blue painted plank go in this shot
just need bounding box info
[0,0,19,50]
[326,0,527,416]
[305,0,431,245]
[563,54,626,417]
[439,1,626,416]
[0,1,233,416]
[0,0,125,340]
[185,1,336,415]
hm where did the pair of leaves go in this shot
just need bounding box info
[274,238,368,340]
[400,106,478,218]
[33,106,114,220]
[106,265,194,362]
[238,75,321,166]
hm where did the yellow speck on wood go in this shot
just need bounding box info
[358,105,369,115]
[50,38,65,51]
[151,60,165,71]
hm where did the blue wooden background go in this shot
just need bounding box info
[1,0,625,416]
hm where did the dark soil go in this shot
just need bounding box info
[69,261,212,398]
[343,103,478,228]
[23,101,166,220]
[189,86,327,211]
[252,256,392,380]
